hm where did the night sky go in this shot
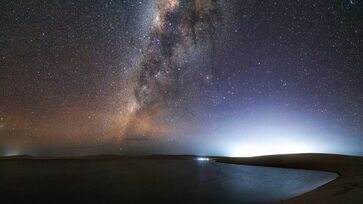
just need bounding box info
[0,0,362,156]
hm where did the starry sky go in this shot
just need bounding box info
[0,0,362,156]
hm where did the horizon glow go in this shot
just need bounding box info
[196,157,210,161]
[196,106,354,157]
[228,142,313,157]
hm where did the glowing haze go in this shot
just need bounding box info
[0,0,362,156]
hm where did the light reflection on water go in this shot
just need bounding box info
[0,159,337,203]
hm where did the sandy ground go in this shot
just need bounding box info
[215,153,363,203]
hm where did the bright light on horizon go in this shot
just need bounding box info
[229,142,313,157]
[207,109,337,158]
[4,151,21,157]
[196,157,210,161]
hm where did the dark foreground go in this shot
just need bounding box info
[0,155,339,204]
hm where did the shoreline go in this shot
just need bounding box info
[215,153,363,203]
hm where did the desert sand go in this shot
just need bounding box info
[215,153,363,203]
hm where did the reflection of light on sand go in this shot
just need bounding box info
[229,142,313,157]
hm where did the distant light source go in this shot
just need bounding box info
[5,151,20,157]
[229,143,313,157]
[196,157,210,161]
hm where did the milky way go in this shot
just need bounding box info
[123,0,222,139]
[0,0,362,156]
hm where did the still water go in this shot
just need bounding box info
[0,159,337,203]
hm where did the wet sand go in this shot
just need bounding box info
[215,153,363,203]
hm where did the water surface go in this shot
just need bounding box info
[0,159,337,203]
